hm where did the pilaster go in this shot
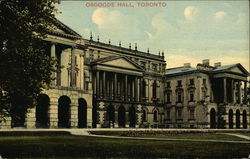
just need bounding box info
[70,104,78,128]
[49,101,58,128]
[26,107,36,128]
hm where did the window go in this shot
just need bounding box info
[189,109,195,120]
[152,81,157,98]
[166,110,171,120]
[140,61,146,70]
[153,110,158,121]
[202,90,206,100]
[75,56,77,66]
[84,81,89,90]
[177,91,183,103]
[166,92,171,103]
[177,80,182,87]
[152,64,157,72]
[203,79,207,85]
[142,80,146,98]
[177,109,182,120]
[167,81,171,88]
[189,79,194,85]
[189,90,194,102]
[142,110,147,122]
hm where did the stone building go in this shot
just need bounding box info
[165,60,249,129]
[0,18,166,129]
[0,18,249,129]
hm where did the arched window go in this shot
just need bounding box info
[243,110,247,129]
[210,108,216,128]
[236,109,240,129]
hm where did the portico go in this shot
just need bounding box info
[91,56,144,128]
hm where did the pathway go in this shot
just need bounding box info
[1,128,249,144]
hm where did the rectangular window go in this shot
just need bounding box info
[189,109,195,120]
[177,109,182,120]
[202,90,206,100]
[189,79,194,85]
[152,64,157,72]
[75,56,77,66]
[189,91,194,102]
[177,92,182,103]
[177,80,182,87]
[140,61,146,69]
[203,78,207,85]
[166,110,171,120]
[167,81,171,88]
[85,81,89,90]
[166,92,171,103]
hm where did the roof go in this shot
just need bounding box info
[165,63,249,77]
[212,64,236,72]
[49,17,82,39]
[165,67,197,75]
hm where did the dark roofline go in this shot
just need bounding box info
[84,39,166,62]
[166,66,189,71]
[165,63,250,78]
[165,70,204,77]
[211,63,249,76]
[51,17,82,38]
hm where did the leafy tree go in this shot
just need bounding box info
[0,0,58,126]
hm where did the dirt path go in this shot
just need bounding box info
[1,128,249,144]
[217,133,250,140]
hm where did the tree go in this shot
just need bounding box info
[0,0,58,125]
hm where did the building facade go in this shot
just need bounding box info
[165,60,249,129]
[0,19,249,129]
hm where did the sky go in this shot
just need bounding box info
[55,1,249,70]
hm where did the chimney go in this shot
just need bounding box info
[202,59,210,66]
[184,63,191,68]
[214,62,221,67]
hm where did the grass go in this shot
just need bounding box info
[89,131,248,141]
[0,131,249,159]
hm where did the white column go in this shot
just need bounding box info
[238,81,242,104]
[50,43,57,86]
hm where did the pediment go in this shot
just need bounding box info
[49,18,81,39]
[91,56,144,72]
[229,64,249,76]
[103,58,138,70]
[230,67,245,74]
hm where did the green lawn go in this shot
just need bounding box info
[0,132,249,159]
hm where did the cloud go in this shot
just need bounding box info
[91,8,146,45]
[92,8,124,29]
[237,13,248,24]
[184,6,199,21]
[214,11,226,21]
[145,31,153,39]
